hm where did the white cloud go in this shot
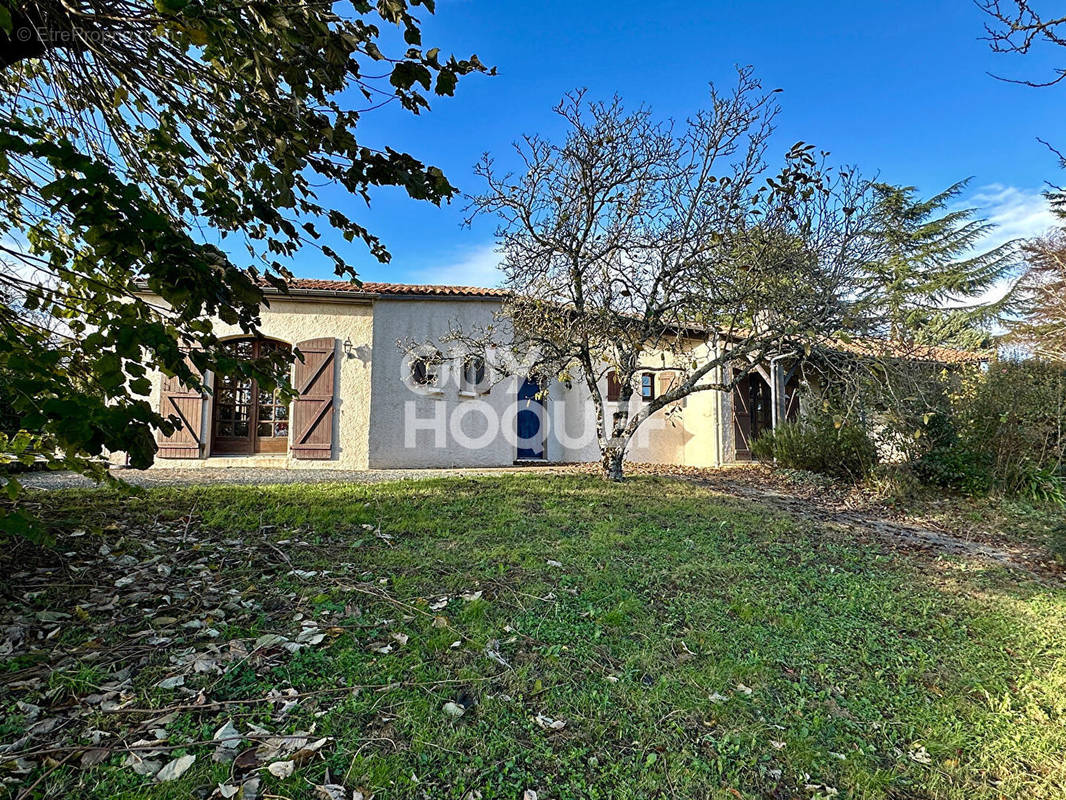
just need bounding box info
[409,242,503,288]
[963,183,1057,251]
[952,185,1058,308]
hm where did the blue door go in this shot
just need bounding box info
[516,378,545,460]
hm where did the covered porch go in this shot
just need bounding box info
[730,359,802,461]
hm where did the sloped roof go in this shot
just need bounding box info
[281,278,508,298]
[822,336,986,365]
[284,279,985,364]
[254,278,987,365]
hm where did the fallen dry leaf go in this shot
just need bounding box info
[79,748,110,768]
[442,701,466,718]
[155,753,195,782]
[533,713,566,731]
[266,760,295,778]
[125,753,162,777]
[213,720,242,748]
[315,784,347,800]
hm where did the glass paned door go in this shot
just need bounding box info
[211,339,291,455]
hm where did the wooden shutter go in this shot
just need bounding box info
[157,359,206,459]
[784,367,801,422]
[606,371,620,402]
[732,374,752,460]
[291,338,336,460]
[658,371,675,396]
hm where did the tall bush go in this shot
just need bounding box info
[917,360,1066,501]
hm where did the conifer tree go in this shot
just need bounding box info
[861,180,1019,348]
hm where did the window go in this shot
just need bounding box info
[461,355,487,394]
[606,370,621,402]
[410,351,442,387]
[641,373,655,402]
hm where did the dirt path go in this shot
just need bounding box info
[708,476,1054,579]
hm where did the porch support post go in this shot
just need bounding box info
[770,361,779,430]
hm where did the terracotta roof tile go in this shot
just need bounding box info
[274,279,985,364]
[281,278,508,298]
[823,336,986,365]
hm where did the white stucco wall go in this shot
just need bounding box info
[582,342,725,467]
[552,377,689,465]
[365,299,726,468]
[367,297,549,468]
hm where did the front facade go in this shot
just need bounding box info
[125,280,800,471]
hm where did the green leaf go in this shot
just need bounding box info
[185,25,208,46]
[435,69,457,96]
[0,3,490,533]
[153,0,188,13]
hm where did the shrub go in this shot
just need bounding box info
[956,361,1064,488]
[1016,463,1066,507]
[752,416,877,481]
[913,441,994,495]
[911,360,1066,505]
[865,463,927,505]
[1050,521,1066,565]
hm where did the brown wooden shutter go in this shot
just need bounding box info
[783,367,801,422]
[606,371,620,402]
[732,374,752,460]
[157,360,206,459]
[658,371,675,396]
[291,338,336,460]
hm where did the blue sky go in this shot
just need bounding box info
[305,0,1064,287]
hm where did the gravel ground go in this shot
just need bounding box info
[17,465,573,490]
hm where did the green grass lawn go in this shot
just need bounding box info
[3,475,1065,799]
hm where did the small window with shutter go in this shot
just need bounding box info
[461,355,488,394]
[410,351,442,387]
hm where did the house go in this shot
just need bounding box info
[122,279,828,471]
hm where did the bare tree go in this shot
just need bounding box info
[1011,228,1066,362]
[456,69,875,480]
[980,1,1066,86]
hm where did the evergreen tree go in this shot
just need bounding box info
[861,180,1019,348]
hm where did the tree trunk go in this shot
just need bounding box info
[1,4,94,71]
[601,446,625,481]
